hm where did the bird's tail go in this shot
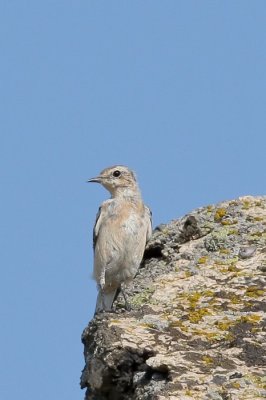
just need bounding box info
[94,287,119,314]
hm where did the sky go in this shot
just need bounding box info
[1,1,266,399]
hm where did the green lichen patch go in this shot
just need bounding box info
[204,229,232,252]
[131,287,155,306]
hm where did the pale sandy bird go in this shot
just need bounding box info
[88,165,152,313]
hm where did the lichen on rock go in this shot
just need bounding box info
[81,196,266,400]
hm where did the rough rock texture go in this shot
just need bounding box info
[81,196,266,400]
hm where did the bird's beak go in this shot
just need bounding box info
[87,176,101,183]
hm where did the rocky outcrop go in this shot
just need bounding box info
[80,196,266,400]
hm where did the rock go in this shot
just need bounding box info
[239,246,257,259]
[80,196,266,400]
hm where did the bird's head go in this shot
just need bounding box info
[88,165,139,197]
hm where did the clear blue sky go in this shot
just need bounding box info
[1,2,265,399]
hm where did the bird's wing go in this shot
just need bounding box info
[93,206,102,250]
[93,200,113,249]
[144,205,153,242]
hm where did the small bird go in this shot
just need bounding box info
[88,165,152,313]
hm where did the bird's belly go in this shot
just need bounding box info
[93,218,146,287]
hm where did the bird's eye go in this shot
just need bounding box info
[113,170,121,177]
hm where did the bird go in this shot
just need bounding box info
[87,165,152,313]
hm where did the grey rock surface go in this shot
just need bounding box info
[81,196,266,400]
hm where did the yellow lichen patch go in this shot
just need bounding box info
[188,308,212,323]
[228,229,239,235]
[254,216,264,221]
[202,355,214,364]
[238,314,262,324]
[186,292,202,307]
[230,295,243,305]
[227,263,239,273]
[179,292,198,304]
[219,248,231,255]
[242,200,252,209]
[221,219,238,226]
[202,290,214,298]
[215,259,241,276]
[245,286,264,298]
[251,327,260,333]
[217,264,239,275]
[214,208,227,222]
[109,319,122,324]
[190,329,222,342]
[223,332,234,342]
[215,319,234,331]
[139,322,157,329]
[216,257,238,266]
[247,215,264,222]
[247,374,266,390]
[250,231,264,237]
[197,256,208,265]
